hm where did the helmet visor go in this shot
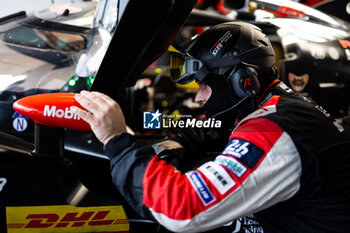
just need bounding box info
[170,52,203,85]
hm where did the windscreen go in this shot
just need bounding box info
[75,0,121,78]
[0,19,86,96]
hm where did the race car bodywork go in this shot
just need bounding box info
[0,4,90,142]
[251,0,350,118]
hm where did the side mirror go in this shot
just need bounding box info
[13,93,91,132]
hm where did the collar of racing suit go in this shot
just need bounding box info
[257,79,280,106]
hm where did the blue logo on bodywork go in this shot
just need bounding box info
[12,112,28,132]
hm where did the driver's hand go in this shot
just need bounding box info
[71,90,127,145]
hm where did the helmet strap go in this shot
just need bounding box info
[204,46,274,70]
[194,65,210,82]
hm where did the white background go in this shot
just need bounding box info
[0,0,86,18]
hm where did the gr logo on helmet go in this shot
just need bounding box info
[210,31,233,56]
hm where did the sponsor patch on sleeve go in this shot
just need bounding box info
[222,138,264,169]
[215,155,247,178]
[186,172,215,206]
[198,162,236,195]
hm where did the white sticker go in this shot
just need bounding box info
[199,162,235,195]
[346,2,350,15]
[310,46,325,59]
[0,178,7,192]
[328,47,339,60]
[345,49,350,60]
[12,117,28,132]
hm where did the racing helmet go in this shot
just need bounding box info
[170,22,275,121]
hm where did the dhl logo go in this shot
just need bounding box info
[9,211,127,228]
[6,205,129,233]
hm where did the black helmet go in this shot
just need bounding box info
[170,22,275,128]
[188,21,274,75]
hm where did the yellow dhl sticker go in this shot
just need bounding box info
[6,205,129,233]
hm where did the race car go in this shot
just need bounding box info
[251,0,350,120]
